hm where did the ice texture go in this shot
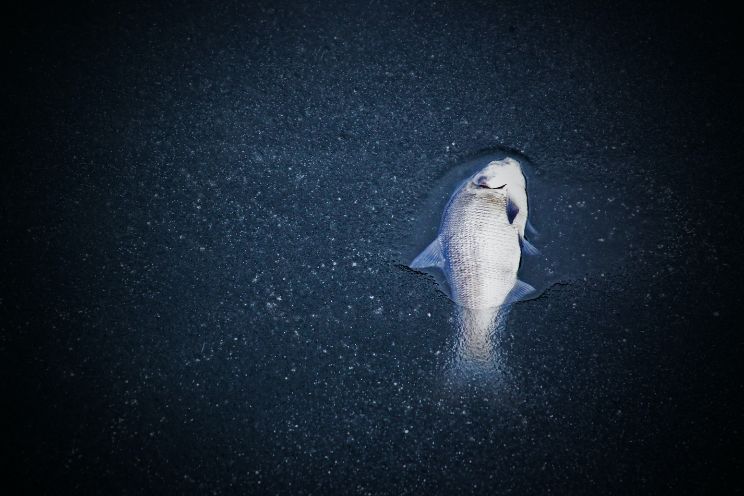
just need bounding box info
[4,1,741,494]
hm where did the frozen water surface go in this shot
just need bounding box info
[5,1,741,494]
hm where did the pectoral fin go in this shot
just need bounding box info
[526,219,539,237]
[504,279,536,305]
[520,237,540,256]
[506,198,519,224]
[410,237,444,269]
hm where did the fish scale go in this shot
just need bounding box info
[440,184,521,309]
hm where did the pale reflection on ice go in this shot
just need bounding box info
[446,305,511,384]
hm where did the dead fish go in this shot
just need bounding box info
[410,158,536,309]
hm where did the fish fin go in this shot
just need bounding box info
[410,237,444,269]
[526,219,539,237]
[437,279,452,300]
[505,280,536,305]
[506,197,519,224]
[520,237,540,256]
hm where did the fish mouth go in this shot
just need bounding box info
[474,182,507,190]
[473,175,506,189]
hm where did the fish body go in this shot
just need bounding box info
[410,158,536,309]
[440,180,520,308]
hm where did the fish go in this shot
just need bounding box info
[410,157,537,309]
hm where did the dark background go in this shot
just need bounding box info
[3,1,742,494]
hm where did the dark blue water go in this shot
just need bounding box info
[5,1,742,494]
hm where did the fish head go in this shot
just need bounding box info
[468,157,524,194]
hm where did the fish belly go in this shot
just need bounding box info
[441,193,521,309]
